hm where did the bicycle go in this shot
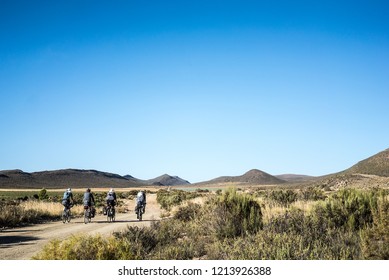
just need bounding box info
[106,204,115,222]
[62,203,72,223]
[84,205,92,224]
[136,203,144,221]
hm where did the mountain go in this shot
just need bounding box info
[145,174,190,186]
[0,169,146,189]
[275,174,316,182]
[197,169,286,185]
[342,148,389,177]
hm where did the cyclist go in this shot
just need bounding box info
[83,188,96,217]
[135,190,147,215]
[61,188,74,210]
[105,188,117,215]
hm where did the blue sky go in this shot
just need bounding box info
[1,0,388,183]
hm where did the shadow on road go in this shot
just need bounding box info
[0,235,40,248]
[68,218,159,224]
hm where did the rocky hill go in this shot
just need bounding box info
[0,169,146,189]
[342,148,389,177]
[197,169,286,185]
[145,174,190,186]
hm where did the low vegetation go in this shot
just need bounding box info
[0,188,133,227]
[32,186,389,260]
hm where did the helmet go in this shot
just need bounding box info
[109,188,114,192]
[67,188,72,192]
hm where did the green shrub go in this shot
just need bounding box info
[174,202,201,222]
[32,234,129,260]
[266,189,298,207]
[361,196,389,259]
[300,187,326,201]
[313,189,380,230]
[114,226,158,259]
[205,188,263,239]
[157,190,199,210]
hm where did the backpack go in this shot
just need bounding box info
[63,191,70,200]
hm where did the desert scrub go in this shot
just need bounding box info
[360,194,389,259]
[266,189,298,207]
[173,202,201,222]
[299,186,326,201]
[313,188,382,230]
[33,188,388,260]
[32,233,139,260]
[156,189,201,211]
[203,188,263,239]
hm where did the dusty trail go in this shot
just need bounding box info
[0,194,161,260]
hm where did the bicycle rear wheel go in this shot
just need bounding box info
[84,209,90,224]
[62,210,67,223]
[67,210,71,223]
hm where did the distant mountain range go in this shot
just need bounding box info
[0,148,388,189]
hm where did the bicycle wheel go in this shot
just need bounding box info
[138,207,143,221]
[62,210,67,223]
[84,209,89,224]
[107,209,111,222]
[67,210,71,223]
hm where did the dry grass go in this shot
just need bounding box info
[258,196,318,223]
[20,200,85,216]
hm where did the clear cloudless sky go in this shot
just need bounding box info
[1,0,388,183]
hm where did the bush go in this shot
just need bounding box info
[361,195,389,259]
[300,187,326,201]
[174,202,201,222]
[313,189,380,230]
[266,189,298,207]
[156,190,199,211]
[32,234,134,260]
[204,188,263,239]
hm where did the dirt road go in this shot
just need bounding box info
[0,194,161,260]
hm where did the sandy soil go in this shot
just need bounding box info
[0,194,161,260]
